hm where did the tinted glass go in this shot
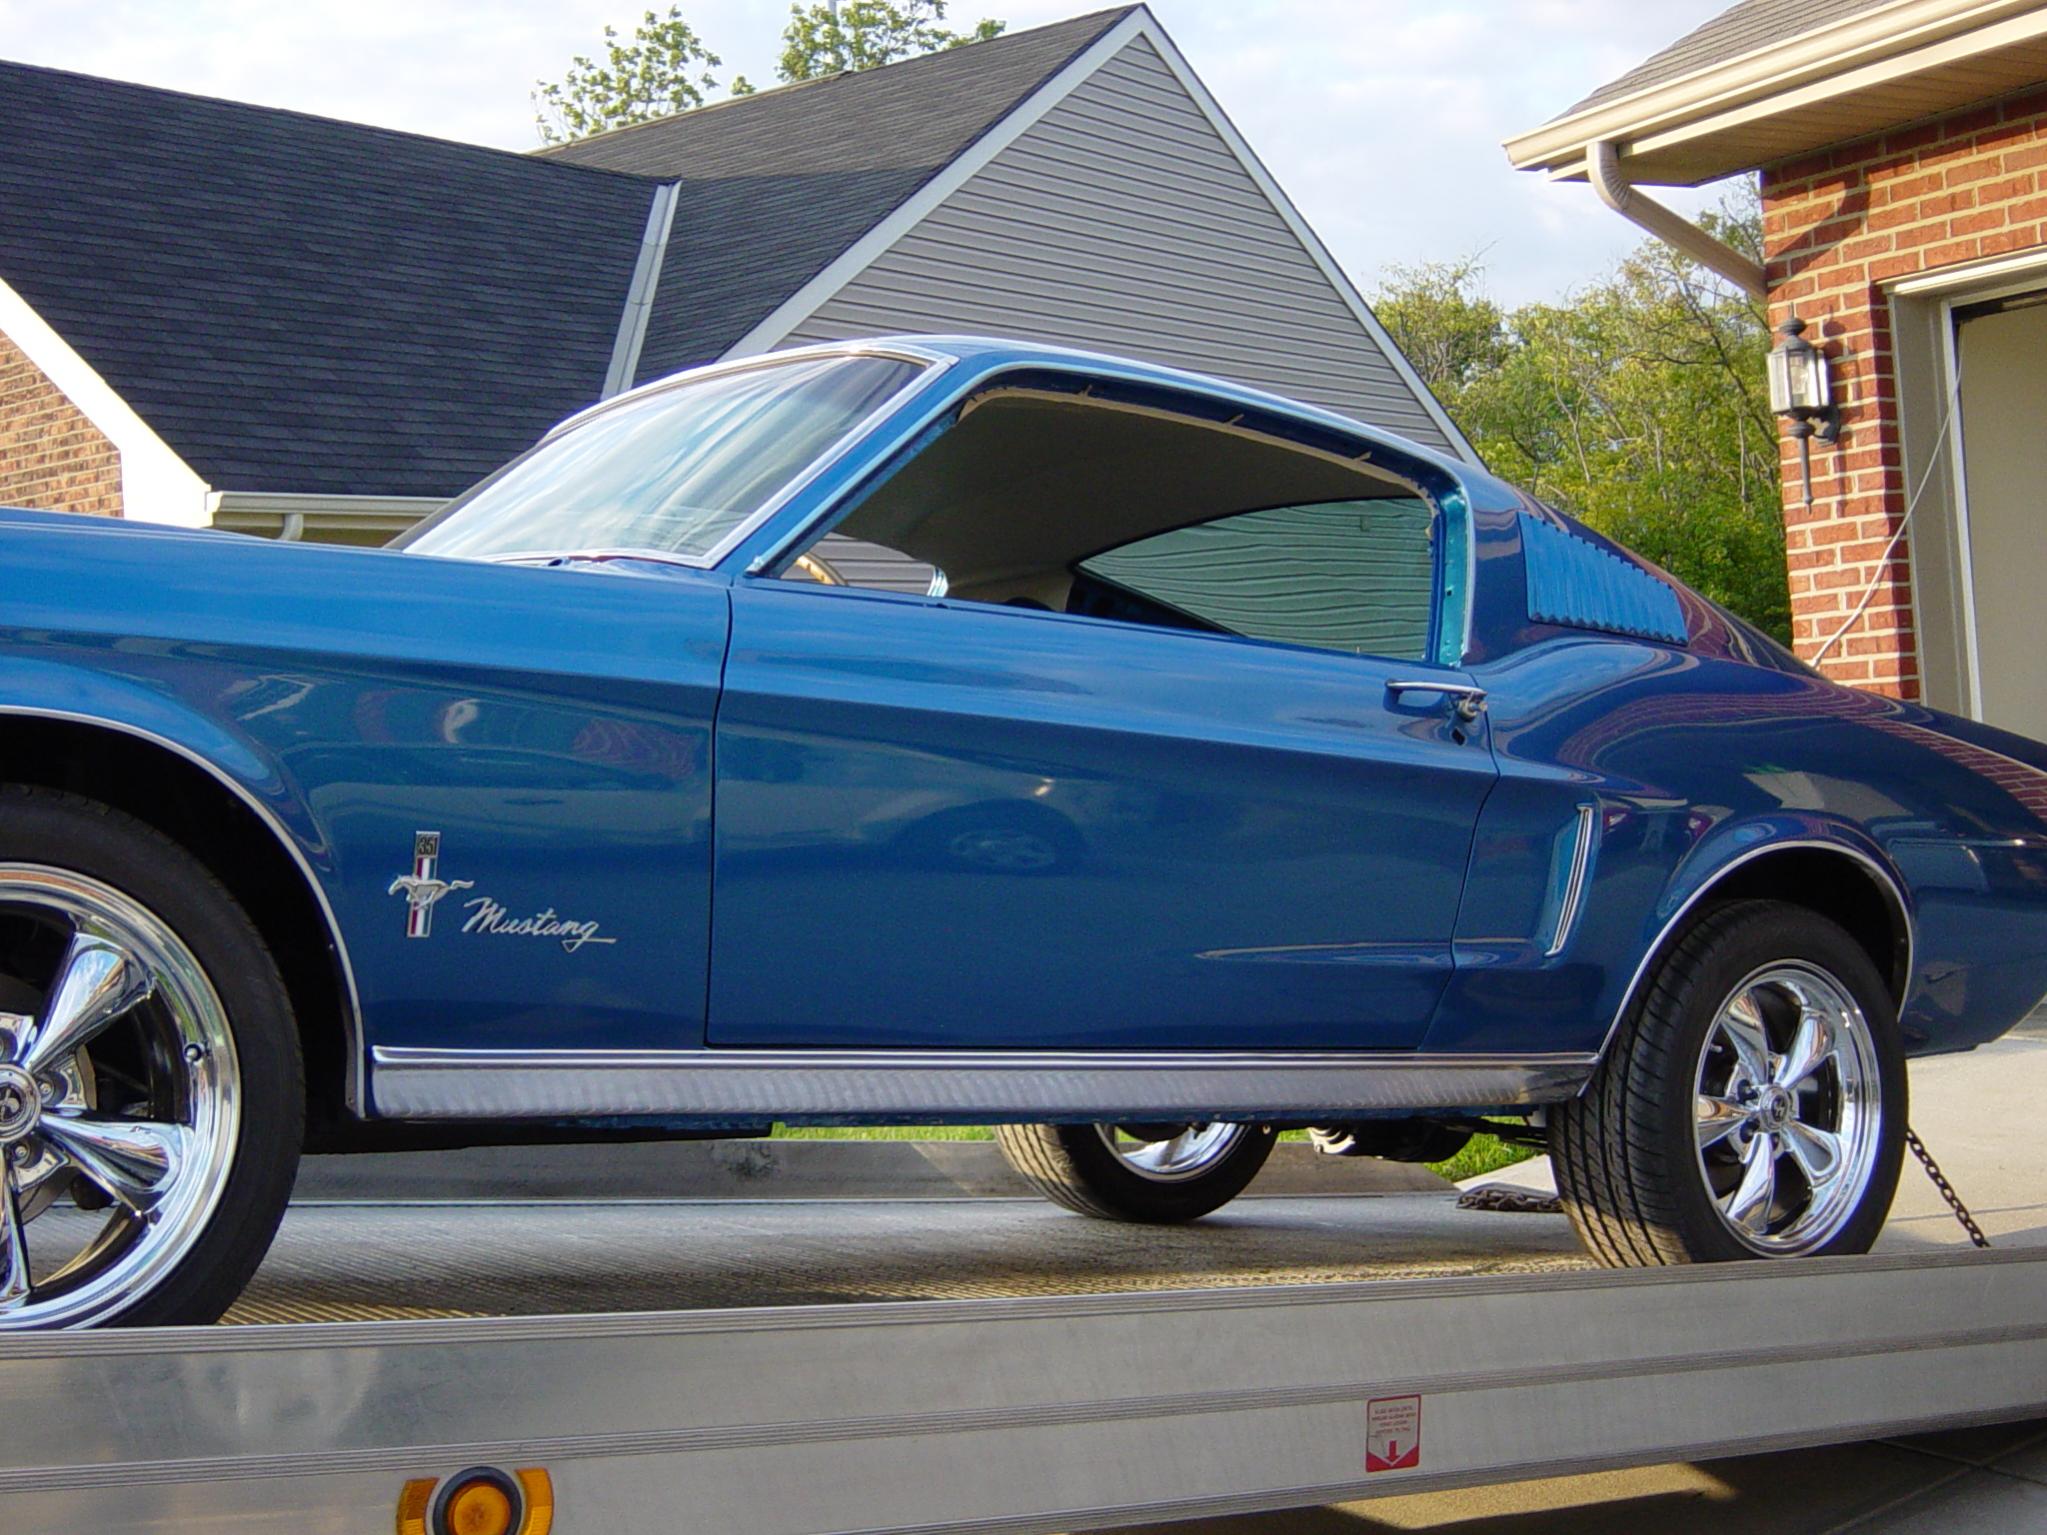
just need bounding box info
[1079,498,1437,660]
[403,355,923,563]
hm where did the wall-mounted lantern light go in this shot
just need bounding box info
[1768,315,1841,506]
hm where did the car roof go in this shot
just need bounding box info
[556,334,1481,487]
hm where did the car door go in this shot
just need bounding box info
[706,497,1497,1052]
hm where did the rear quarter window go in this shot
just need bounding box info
[1078,498,1437,662]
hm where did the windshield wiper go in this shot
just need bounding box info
[485,549,706,574]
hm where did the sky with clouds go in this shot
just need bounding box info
[0,0,1740,307]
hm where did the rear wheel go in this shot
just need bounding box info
[1553,900,1905,1265]
[0,788,302,1327]
[994,1121,1274,1222]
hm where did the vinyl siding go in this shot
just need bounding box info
[1081,500,1436,660]
[781,35,1456,453]
[801,532,937,594]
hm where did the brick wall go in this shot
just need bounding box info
[1761,86,2047,698]
[0,327,121,517]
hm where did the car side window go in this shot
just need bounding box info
[780,531,944,597]
[1075,498,1437,662]
[762,377,1461,661]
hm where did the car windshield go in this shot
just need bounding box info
[398,353,926,565]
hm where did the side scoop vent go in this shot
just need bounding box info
[1520,513,1688,644]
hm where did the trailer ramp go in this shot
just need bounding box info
[1,1243,2040,1534]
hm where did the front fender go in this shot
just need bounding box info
[0,657,332,873]
[0,527,732,1095]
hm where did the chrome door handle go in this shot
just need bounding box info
[1386,680,1488,722]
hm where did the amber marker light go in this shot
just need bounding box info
[396,1465,554,1535]
[444,1478,514,1535]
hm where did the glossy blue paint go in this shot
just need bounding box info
[0,334,2043,1128]
[710,580,1494,1049]
[0,512,727,1056]
[1518,513,1688,644]
[1435,625,2047,1058]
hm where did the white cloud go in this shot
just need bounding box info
[0,0,1737,305]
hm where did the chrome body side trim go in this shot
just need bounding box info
[368,1046,1597,1120]
[0,707,368,1114]
[1595,838,1915,1069]
[1546,803,1599,959]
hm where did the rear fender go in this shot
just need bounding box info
[1597,818,1913,1063]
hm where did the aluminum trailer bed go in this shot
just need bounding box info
[0,1194,2041,1535]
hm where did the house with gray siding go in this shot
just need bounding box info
[0,6,1468,543]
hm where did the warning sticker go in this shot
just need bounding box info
[1365,1395,1422,1473]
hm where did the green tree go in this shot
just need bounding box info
[533,7,729,145]
[1377,184,1791,641]
[535,3,1007,144]
[777,1,1005,82]
[1372,255,1509,401]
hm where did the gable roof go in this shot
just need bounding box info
[542,8,1135,381]
[1562,0,1896,117]
[0,6,1467,509]
[0,61,657,498]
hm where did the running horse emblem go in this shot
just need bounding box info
[387,831,474,938]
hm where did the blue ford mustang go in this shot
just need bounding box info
[2,336,2045,1327]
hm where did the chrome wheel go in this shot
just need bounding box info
[1094,1122,1246,1182]
[0,866,239,1327]
[1693,962,1882,1256]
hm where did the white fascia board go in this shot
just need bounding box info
[208,491,444,539]
[603,181,682,398]
[0,274,211,526]
[1623,8,2047,171]
[721,8,1149,361]
[729,7,1478,467]
[1131,18,1479,465]
[1504,0,2040,179]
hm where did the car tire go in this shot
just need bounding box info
[0,786,303,1328]
[1553,899,1906,1265]
[994,1121,1275,1222]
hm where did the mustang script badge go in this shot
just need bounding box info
[388,833,617,952]
[388,831,473,938]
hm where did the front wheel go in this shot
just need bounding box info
[995,1121,1275,1222]
[0,788,302,1328]
[1552,900,1905,1265]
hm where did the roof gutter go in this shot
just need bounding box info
[1587,140,1766,299]
[1506,0,2041,180]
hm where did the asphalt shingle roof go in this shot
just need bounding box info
[0,61,657,497]
[541,8,1135,380]
[1562,0,1898,118]
[0,10,1140,495]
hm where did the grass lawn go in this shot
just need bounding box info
[1424,1133,1539,1183]
[770,1123,1540,1182]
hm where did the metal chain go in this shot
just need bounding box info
[1905,1127,1991,1249]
